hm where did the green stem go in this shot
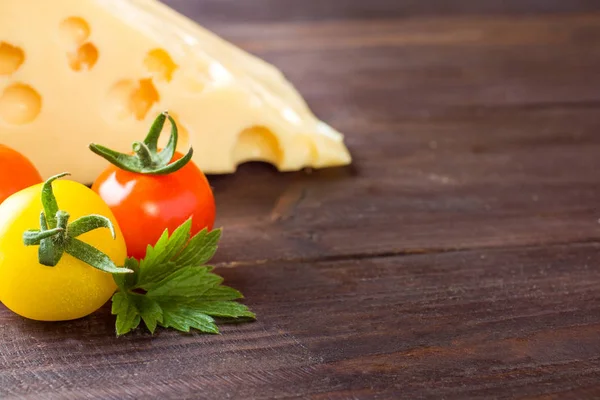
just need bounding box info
[68,215,116,239]
[56,210,70,231]
[132,142,155,169]
[22,174,132,274]
[41,173,69,228]
[144,111,167,152]
[23,228,64,246]
[89,111,193,175]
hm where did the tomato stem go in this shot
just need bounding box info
[132,141,155,169]
[22,227,64,245]
[22,173,132,275]
[41,172,68,228]
[56,210,70,231]
[89,111,194,175]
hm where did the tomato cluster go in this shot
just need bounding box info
[0,112,216,321]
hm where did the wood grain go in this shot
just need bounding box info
[163,0,600,23]
[213,13,600,110]
[2,243,600,398]
[212,105,600,265]
[3,0,600,398]
[206,13,600,264]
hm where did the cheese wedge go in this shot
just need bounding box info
[0,0,351,182]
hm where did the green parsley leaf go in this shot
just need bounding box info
[146,266,221,300]
[160,304,219,334]
[137,219,193,286]
[113,258,140,291]
[192,301,255,319]
[111,291,163,336]
[135,295,163,334]
[201,286,244,301]
[110,221,255,336]
[112,292,141,336]
[176,228,222,267]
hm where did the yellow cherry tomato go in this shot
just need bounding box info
[0,178,127,321]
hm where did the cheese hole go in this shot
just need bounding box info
[0,42,25,76]
[131,79,160,120]
[106,80,136,119]
[107,79,160,120]
[233,126,283,166]
[59,17,91,47]
[68,42,98,71]
[0,83,42,125]
[144,49,178,82]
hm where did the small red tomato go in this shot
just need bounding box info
[89,112,216,259]
[0,144,43,203]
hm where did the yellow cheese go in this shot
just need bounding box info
[0,0,351,182]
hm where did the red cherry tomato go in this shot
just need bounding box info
[91,152,216,259]
[0,144,43,203]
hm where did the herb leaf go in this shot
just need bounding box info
[201,286,244,301]
[160,304,219,334]
[192,301,255,319]
[177,229,222,267]
[146,266,221,299]
[137,219,193,286]
[113,258,140,291]
[110,219,254,336]
[136,295,163,334]
[112,292,141,336]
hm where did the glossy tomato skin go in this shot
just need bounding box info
[0,145,42,203]
[92,152,216,260]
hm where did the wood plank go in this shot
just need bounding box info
[2,2,599,398]
[186,13,600,264]
[163,0,600,24]
[2,243,600,398]
[214,14,600,109]
[212,105,600,264]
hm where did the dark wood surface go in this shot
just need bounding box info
[3,1,600,399]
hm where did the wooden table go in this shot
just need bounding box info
[3,1,600,398]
